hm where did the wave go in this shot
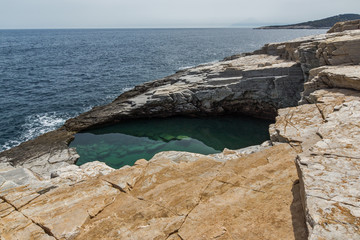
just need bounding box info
[178,65,196,71]
[0,87,135,152]
[178,60,219,71]
[1,112,73,152]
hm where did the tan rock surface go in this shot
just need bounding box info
[0,145,306,240]
[272,79,360,239]
[76,144,305,240]
[328,19,360,33]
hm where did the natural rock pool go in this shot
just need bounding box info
[70,116,272,168]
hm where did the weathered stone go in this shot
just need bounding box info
[50,161,114,185]
[328,19,360,33]
[0,143,306,240]
[19,178,119,240]
[272,87,360,239]
[0,210,55,240]
[73,144,305,240]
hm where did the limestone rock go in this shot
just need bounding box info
[19,178,119,240]
[63,54,304,133]
[50,161,115,184]
[272,88,360,239]
[301,65,360,104]
[0,210,55,240]
[328,19,360,33]
[0,144,306,240]
[76,144,305,240]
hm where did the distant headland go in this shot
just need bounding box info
[256,13,360,29]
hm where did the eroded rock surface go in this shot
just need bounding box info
[271,66,360,239]
[328,19,360,33]
[1,144,306,240]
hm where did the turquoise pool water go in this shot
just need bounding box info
[70,116,272,168]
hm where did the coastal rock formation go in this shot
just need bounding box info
[254,29,360,80]
[328,19,360,33]
[271,66,360,239]
[1,20,360,239]
[64,54,304,131]
[0,53,305,178]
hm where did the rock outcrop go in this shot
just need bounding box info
[328,19,360,33]
[0,54,305,178]
[1,20,360,239]
[270,66,360,239]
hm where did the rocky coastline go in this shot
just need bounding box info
[1,20,360,239]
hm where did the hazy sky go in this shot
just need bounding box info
[0,0,359,29]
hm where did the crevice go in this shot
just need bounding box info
[102,179,127,193]
[218,180,235,186]
[288,141,303,152]
[0,209,15,218]
[310,153,360,160]
[324,153,360,160]
[1,189,42,211]
[17,193,43,210]
[31,220,59,240]
[89,196,117,219]
[0,195,19,211]
[165,229,179,240]
[315,103,326,121]
[316,132,323,139]
[177,233,185,240]
[0,196,58,239]
[214,230,226,239]
[173,167,223,235]
[37,186,58,195]
[307,194,359,208]
[126,182,133,191]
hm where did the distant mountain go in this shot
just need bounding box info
[256,14,360,29]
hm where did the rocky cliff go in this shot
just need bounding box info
[1,21,360,240]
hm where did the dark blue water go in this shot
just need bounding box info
[0,28,326,151]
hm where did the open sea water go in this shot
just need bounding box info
[0,28,326,152]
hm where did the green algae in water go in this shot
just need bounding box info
[70,116,272,169]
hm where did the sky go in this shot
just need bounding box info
[0,0,359,29]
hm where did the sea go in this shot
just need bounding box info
[0,28,326,152]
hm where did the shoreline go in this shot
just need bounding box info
[1,20,360,239]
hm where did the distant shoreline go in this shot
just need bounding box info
[255,26,330,30]
[255,13,360,30]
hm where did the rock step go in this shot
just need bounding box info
[301,65,360,103]
[271,88,360,240]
